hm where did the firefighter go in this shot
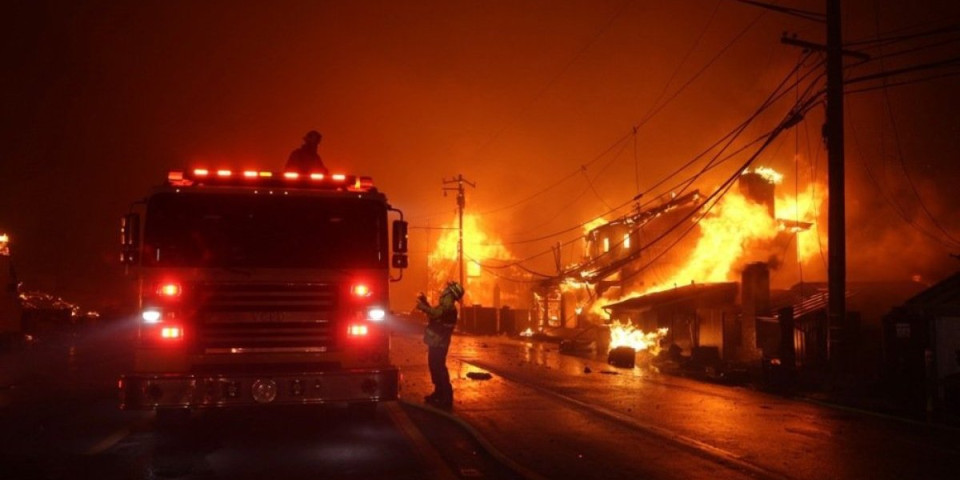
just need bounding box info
[285,130,329,174]
[416,281,464,409]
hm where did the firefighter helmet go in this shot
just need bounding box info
[303,130,322,144]
[444,281,464,301]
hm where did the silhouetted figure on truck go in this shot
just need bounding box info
[285,130,329,174]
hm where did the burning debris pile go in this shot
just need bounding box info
[607,322,670,368]
[608,322,669,356]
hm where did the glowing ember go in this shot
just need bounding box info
[519,328,535,337]
[608,321,668,355]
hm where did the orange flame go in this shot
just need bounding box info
[582,217,608,235]
[775,182,825,263]
[609,321,668,355]
[588,169,826,314]
[646,190,777,292]
[427,214,515,305]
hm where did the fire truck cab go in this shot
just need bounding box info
[118,169,408,413]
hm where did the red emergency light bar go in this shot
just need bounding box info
[167,169,375,192]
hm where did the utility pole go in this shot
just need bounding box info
[824,0,846,362]
[780,0,868,363]
[443,174,476,290]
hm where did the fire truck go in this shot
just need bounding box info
[118,168,408,415]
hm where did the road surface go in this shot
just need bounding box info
[2,317,958,479]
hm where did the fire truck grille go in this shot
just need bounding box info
[195,283,338,352]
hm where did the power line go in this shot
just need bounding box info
[616,98,820,285]
[495,84,823,277]
[470,0,633,161]
[845,70,960,95]
[730,0,825,23]
[498,52,821,248]
[844,55,960,85]
[847,111,960,250]
[581,93,820,282]
[487,61,824,280]
[846,23,960,48]
[874,22,960,248]
[463,5,766,224]
[442,174,476,289]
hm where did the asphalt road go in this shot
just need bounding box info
[405,332,960,480]
[2,318,959,480]
[0,320,520,480]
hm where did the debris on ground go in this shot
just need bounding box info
[583,366,592,374]
[466,372,493,381]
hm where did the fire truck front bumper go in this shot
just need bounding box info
[119,367,399,410]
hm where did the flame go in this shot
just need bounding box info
[609,321,668,355]
[543,167,826,333]
[647,190,777,292]
[582,217,608,234]
[748,166,784,184]
[588,169,826,313]
[427,214,514,305]
[775,182,825,263]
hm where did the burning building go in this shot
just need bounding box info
[534,166,826,365]
[425,213,534,334]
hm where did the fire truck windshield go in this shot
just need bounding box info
[142,192,387,269]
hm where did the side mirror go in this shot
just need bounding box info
[392,220,408,254]
[120,213,140,264]
[388,211,407,282]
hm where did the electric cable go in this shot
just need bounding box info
[462,6,766,224]
[498,52,822,247]
[876,27,960,247]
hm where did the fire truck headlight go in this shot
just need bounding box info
[367,307,386,322]
[142,309,162,324]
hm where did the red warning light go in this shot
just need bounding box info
[161,326,183,339]
[351,284,372,297]
[156,282,182,297]
[347,324,368,337]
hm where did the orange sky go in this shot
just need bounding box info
[1,0,958,311]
